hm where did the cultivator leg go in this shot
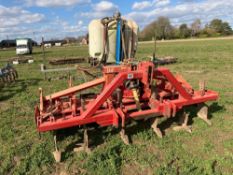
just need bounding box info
[53,133,61,163]
[151,118,163,138]
[173,111,192,133]
[120,127,130,145]
[83,127,90,152]
[197,103,211,125]
[74,127,91,153]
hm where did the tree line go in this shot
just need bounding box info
[139,17,233,41]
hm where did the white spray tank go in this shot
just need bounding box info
[88,12,139,64]
[88,20,104,61]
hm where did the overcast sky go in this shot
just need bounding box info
[0,0,233,41]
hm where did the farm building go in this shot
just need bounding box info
[0,40,16,48]
[81,38,88,45]
[0,39,37,48]
[42,40,66,47]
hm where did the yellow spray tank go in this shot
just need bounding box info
[88,13,139,64]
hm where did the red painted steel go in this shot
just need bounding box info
[35,61,218,132]
[44,77,105,101]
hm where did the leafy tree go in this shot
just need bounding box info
[179,24,191,38]
[208,19,232,36]
[209,19,223,33]
[139,21,157,41]
[156,16,173,40]
[221,22,232,35]
[191,19,201,37]
[139,16,174,40]
[139,17,232,41]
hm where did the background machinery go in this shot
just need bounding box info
[89,12,138,65]
[0,64,18,86]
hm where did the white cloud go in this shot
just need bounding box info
[0,5,86,40]
[51,17,87,35]
[25,0,91,7]
[0,5,44,28]
[132,0,170,10]
[95,1,118,11]
[156,0,170,7]
[132,1,151,10]
[1,0,233,41]
[81,1,118,18]
[78,20,83,25]
[127,0,233,28]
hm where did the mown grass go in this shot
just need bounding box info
[0,39,233,175]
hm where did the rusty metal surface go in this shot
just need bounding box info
[154,56,178,65]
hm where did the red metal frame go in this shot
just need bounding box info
[35,61,218,132]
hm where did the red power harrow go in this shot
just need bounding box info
[35,61,218,161]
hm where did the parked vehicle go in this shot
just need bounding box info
[16,38,32,55]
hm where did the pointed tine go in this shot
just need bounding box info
[183,112,189,126]
[197,103,211,126]
[53,134,61,163]
[83,128,88,148]
[151,118,163,138]
[173,110,192,133]
[74,127,91,153]
[120,128,130,145]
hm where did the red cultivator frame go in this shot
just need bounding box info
[35,61,218,161]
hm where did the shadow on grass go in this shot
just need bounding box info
[57,125,120,161]
[208,102,225,118]
[158,102,224,132]
[53,102,224,161]
[0,78,42,101]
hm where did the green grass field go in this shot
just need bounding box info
[0,39,233,175]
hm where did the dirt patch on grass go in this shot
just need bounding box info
[0,101,10,112]
[122,162,153,175]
